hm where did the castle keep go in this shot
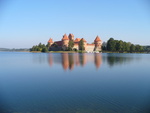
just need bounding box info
[48,34,102,52]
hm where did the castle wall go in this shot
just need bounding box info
[94,46,102,51]
[86,45,95,52]
[73,44,79,50]
[50,46,62,51]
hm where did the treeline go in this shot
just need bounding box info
[143,46,150,52]
[30,43,49,52]
[0,48,29,51]
[102,38,149,53]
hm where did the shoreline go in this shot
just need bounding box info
[0,51,149,54]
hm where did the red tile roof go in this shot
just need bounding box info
[62,34,69,40]
[48,38,53,43]
[55,41,62,46]
[94,36,101,42]
[68,33,74,37]
[87,44,95,46]
[74,38,81,42]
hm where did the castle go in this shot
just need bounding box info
[48,33,102,52]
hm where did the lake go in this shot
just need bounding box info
[0,52,150,113]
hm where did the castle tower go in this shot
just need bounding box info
[68,33,74,41]
[62,34,69,50]
[48,38,54,47]
[94,36,102,51]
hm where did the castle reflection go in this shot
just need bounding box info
[48,53,102,70]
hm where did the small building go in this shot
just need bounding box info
[48,33,102,52]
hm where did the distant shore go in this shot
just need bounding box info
[31,51,80,53]
[30,51,150,54]
[0,50,149,54]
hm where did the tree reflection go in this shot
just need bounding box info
[104,53,140,67]
[79,53,87,66]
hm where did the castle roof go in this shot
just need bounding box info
[74,38,81,42]
[55,41,62,46]
[48,38,53,43]
[68,33,74,37]
[87,44,95,46]
[62,34,69,40]
[94,36,101,42]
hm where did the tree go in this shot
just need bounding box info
[42,47,48,52]
[79,39,85,51]
[107,38,116,51]
[139,45,144,52]
[30,43,49,52]
[116,40,123,52]
[135,45,140,52]
[130,44,135,52]
[102,42,107,50]
[68,40,74,51]
[126,42,131,52]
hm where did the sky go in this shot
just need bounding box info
[0,0,150,48]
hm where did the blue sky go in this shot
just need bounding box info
[0,0,150,48]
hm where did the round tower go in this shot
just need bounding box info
[68,33,74,41]
[48,38,54,46]
[94,36,102,51]
[62,34,69,50]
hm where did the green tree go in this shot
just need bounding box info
[46,43,50,48]
[126,42,131,52]
[102,42,107,50]
[135,45,140,52]
[30,43,49,52]
[41,47,48,52]
[79,39,85,51]
[116,40,123,52]
[107,38,116,51]
[38,43,42,48]
[68,40,74,51]
[130,44,135,52]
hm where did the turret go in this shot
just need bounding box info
[48,38,54,46]
[62,34,69,50]
[94,36,102,51]
[68,33,74,41]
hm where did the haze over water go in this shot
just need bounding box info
[0,52,150,113]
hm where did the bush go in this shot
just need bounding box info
[42,47,48,52]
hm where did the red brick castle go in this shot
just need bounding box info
[48,33,102,52]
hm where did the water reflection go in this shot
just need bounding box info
[102,53,141,67]
[94,53,102,69]
[0,52,149,113]
[48,53,102,70]
[48,53,53,66]
[47,53,142,70]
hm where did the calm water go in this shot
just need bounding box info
[0,52,150,113]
